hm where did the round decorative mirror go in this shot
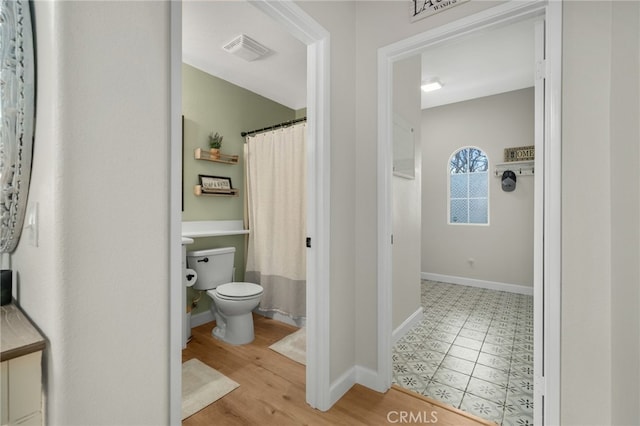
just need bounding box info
[0,0,36,253]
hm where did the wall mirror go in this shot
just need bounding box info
[0,0,36,253]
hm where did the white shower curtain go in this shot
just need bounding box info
[244,123,306,319]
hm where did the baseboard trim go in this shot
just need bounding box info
[356,365,386,393]
[329,367,356,407]
[190,310,214,328]
[254,308,306,328]
[421,273,533,296]
[190,309,307,329]
[392,307,424,345]
[329,364,388,405]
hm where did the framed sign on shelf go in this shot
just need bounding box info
[198,175,233,193]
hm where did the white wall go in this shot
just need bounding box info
[296,1,358,384]
[422,89,534,287]
[562,1,640,424]
[610,3,640,423]
[392,57,422,331]
[348,2,640,424]
[10,2,171,424]
[610,4,640,424]
[352,0,501,377]
[562,3,613,424]
[6,1,638,423]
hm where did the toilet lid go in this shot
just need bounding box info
[216,282,263,299]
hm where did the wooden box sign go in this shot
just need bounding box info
[504,146,535,162]
[411,0,469,22]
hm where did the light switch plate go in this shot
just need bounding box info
[25,202,38,247]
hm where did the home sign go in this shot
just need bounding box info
[411,0,470,22]
[504,145,535,162]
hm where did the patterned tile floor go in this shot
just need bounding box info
[392,280,534,426]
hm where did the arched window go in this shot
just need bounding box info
[449,147,489,224]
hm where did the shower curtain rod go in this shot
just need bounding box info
[241,117,306,137]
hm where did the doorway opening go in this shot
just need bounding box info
[393,18,537,425]
[378,2,561,425]
[169,1,332,423]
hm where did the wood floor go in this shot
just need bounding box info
[182,315,495,425]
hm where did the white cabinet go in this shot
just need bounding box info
[1,352,42,425]
[1,361,7,424]
[1,305,44,425]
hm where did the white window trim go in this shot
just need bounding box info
[447,147,490,226]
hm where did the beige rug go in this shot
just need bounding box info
[269,328,306,365]
[182,358,239,420]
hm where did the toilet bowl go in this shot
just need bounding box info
[187,247,263,345]
[208,282,263,344]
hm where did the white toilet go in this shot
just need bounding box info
[186,247,263,345]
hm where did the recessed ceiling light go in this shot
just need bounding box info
[421,79,443,92]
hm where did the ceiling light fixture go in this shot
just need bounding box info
[421,79,443,92]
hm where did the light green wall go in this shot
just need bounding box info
[295,108,307,119]
[182,63,296,315]
[182,63,295,221]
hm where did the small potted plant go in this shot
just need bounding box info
[208,132,223,159]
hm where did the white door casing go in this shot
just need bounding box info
[169,1,332,422]
[377,1,562,424]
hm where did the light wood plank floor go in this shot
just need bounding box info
[182,315,495,425]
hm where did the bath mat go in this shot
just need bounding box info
[182,358,239,419]
[269,328,306,365]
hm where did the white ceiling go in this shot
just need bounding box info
[421,18,536,109]
[183,2,536,111]
[182,0,307,110]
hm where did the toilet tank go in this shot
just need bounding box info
[186,247,235,291]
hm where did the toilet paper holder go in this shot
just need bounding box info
[185,268,197,287]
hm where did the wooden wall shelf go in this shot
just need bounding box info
[194,148,239,165]
[194,185,239,197]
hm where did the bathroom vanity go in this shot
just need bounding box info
[1,304,45,425]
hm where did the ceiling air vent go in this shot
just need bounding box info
[222,34,270,62]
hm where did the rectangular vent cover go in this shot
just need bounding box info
[222,34,270,62]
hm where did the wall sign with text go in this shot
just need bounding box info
[411,0,470,22]
[504,146,535,162]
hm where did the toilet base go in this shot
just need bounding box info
[212,312,255,345]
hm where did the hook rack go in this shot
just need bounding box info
[494,160,534,177]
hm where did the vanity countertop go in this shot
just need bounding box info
[1,303,46,362]
[182,220,249,238]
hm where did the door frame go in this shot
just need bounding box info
[250,1,332,411]
[169,1,332,422]
[376,1,562,424]
[169,2,182,423]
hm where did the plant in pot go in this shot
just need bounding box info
[208,132,223,159]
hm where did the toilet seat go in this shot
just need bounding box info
[214,282,263,300]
